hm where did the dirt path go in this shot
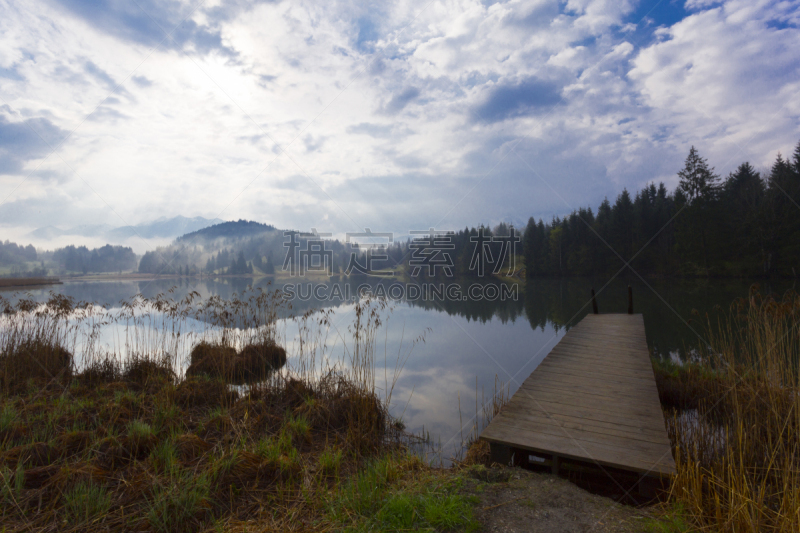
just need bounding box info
[463,466,660,533]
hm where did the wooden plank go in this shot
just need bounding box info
[482,423,675,475]
[548,339,649,354]
[507,392,667,428]
[480,313,676,477]
[534,359,657,381]
[498,406,669,444]
[486,416,670,460]
[523,373,658,395]
[499,404,670,443]
[521,371,660,392]
[537,351,654,373]
[520,381,660,413]
[504,390,669,433]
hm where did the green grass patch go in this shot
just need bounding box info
[286,414,310,441]
[147,471,211,533]
[63,482,112,523]
[319,446,343,476]
[128,420,154,440]
[0,404,18,433]
[150,439,179,474]
[643,504,693,532]
[330,456,479,532]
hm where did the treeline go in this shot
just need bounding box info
[52,245,138,274]
[1,241,137,275]
[138,245,203,276]
[522,142,800,278]
[0,241,37,266]
[347,223,521,278]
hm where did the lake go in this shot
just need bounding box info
[1,275,794,460]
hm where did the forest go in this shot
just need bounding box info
[521,142,800,278]
[51,244,138,274]
[0,241,37,266]
[0,242,136,275]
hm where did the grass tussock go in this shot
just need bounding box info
[186,339,286,384]
[0,289,465,532]
[0,339,73,394]
[654,286,800,532]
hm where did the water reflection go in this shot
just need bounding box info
[2,275,794,459]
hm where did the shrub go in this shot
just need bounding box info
[77,357,121,385]
[185,342,237,380]
[0,340,72,393]
[123,358,175,390]
[186,340,286,384]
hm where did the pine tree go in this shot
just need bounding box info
[677,146,720,203]
[676,147,720,274]
[523,217,537,278]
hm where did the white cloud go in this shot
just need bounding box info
[629,0,800,170]
[0,0,797,246]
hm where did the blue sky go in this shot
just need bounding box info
[0,0,798,251]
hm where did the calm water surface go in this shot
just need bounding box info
[2,275,795,458]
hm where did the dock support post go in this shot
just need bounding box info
[489,443,511,466]
[551,455,560,475]
[591,289,598,314]
[627,286,633,315]
[638,473,655,500]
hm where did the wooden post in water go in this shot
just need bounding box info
[591,289,598,314]
[627,286,633,314]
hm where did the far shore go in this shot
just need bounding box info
[0,277,62,289]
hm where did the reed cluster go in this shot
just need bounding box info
[0,289,476,532]
[656,286,800,532]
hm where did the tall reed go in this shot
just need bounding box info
[666,286,800,532]
[0,288,409,532]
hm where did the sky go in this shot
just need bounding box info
[1,0,799,250]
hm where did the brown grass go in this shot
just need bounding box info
[0,288,422,532]
[186,340,286,384]
[656,286,800,532]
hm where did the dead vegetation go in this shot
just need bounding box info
[0,288,473,532]
[186,340,286,384]
[653,286,800,532]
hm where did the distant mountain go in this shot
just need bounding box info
[175,220,277,243]
[107,216,226,240]
[27,216,224,243]
[138,220,282,275]
[28,224,114,240]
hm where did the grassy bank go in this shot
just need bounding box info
[653,286,800,532]
[0,290,479,532]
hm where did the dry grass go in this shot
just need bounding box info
[458,376,510,467]
[656,286,800,532]
[0,288,473,532]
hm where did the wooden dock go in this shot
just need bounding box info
[480,313,676,478]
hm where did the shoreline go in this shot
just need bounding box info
[0,277,62,289]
